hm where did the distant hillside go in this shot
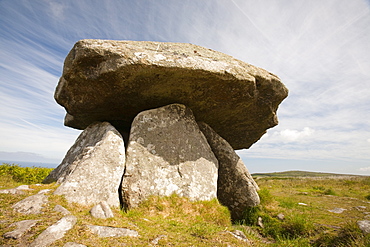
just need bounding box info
[251,170,361,178]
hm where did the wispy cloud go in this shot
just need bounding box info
[48,1,66,19]
[0,0,369,174]
[360,167,370,172]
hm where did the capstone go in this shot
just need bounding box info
[55,39,288,149]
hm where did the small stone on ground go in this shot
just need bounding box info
[90,201,114,219]
[63,242,87,247]
[54,204,71,215]
[328,208,346,214]
[357,220,370,234]
[87,225,139,238]
[0,188,25,194]
[12,193,48,214]
[277,213,285,220]
[29,215,77,247]
[228,230,250,243]
[151,235,167,245]
[16,185,33,190]
[3,219,39,239]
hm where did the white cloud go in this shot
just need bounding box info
[359,167,370,172]
[47,1,66,19]
[277,127,315,142]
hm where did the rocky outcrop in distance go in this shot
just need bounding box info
[43,39,288,221]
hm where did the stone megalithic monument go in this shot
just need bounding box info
[44,39,288,220]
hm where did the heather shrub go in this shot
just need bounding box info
[0,163,53,184]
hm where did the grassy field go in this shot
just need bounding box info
[252,170,361,178]
[1,164,369,246]
[252,173,370,246]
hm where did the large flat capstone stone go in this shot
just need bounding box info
[43,122,126,207]
[121,104,218,209]
[55,39,288,149]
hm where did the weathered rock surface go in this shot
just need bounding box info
[90,201,114,219]
[277,213,285,221]
[29,215,77,247]
[151,235,167,245]
[38,189,52,194]
[64,242,87,247]
[357,220,370,234]
[121,104,218,209]
[0,185,33,195]
[198,122,260,220]
[16,185,33,191]
[54,204,71,216]
[328,208,346,214]
[355,206,366,211]
[12,193,48,214]
[227,230,250,243]
[87,225,139,237]
[0,188,25,195]
[257,216,264,228]
[55,39,288,149]
[44,122,126,207]
[3,219,39,239]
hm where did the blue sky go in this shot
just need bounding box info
[0,0,369,175]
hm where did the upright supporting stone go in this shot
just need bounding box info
[43,122,125,207]
[121,104,218,209]
[198,122,260,220]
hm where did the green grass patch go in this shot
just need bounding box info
[1,171,245,246]
[314,221,370,247]
[1,166,369,246]
[240,175,370,246]
[252,170,360,178]
[0,163,53,185]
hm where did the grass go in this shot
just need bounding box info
[250,175,370,246]
[0,163,256,246]
[0,190,253,246]
[0,163,53,186]
[1,164,370,246]
[252,170,360,178]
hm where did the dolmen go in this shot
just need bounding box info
[44,39,288,220]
